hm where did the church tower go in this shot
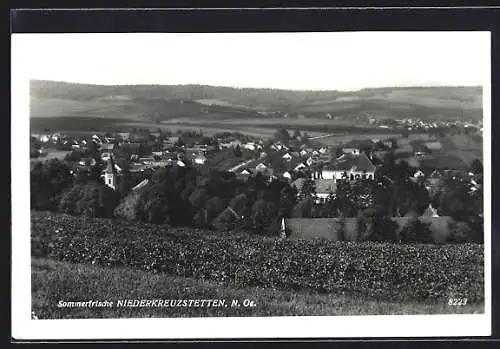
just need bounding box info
[104,156,117,190]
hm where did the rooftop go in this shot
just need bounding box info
[100,143,115,151]
[324,152,376,172]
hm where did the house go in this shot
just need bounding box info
[294,162,308,172]
[271,143,284,151]
[51,133,62,141]
[78,157,97,167]
[32,133,50,143]
[212,206,244,230]
[194,154,207,165]
[422,204,440,217]
[413,169,425,179]
[299,149,309,157]
[282,171,293,180]
[342,147,360,155]
[282,152,293,161]
[132,179,149,191]
[255,163,268,171]
[244,142,258,151]
[240,168,254,176]
[176,160,186,167]
[305,157,315,167]
[92,134,103,144]
[319,147,328,154]
[321,152,376,181]
[129,163,149,173]
[220,140,243,149]
[100,143,115,152]
[101,152,111,161]
[255,163,274,178]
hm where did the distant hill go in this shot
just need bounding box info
[30,80,483,121]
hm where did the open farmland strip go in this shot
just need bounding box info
[31,211,484,303]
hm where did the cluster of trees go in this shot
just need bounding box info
[273,127,310,146]
[31,146,483,240]
[31,158,120,217]
[114,167,299,235]
[31,159,298,235]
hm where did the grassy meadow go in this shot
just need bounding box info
[32,258,484,319]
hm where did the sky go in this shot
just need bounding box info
[12,31,490,91]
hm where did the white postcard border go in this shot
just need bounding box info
[11,32,492,340]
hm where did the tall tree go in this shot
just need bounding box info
[31,159,73,211]
[234,144,242,157]
[299,178,316,200]
[250,199,278,232]
[273,128,290,143]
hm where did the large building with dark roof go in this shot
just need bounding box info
[321,152,377,181]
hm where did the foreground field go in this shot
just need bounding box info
[32,258,484,319]
[31,211,484,309]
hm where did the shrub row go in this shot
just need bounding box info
[31,211,485,303]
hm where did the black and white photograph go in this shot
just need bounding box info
[12,29,491,339]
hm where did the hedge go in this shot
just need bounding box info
[31,211,484,303]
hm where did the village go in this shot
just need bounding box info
[30,117,483,232]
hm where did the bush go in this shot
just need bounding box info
[30,150,40,158]
[450,217,484,244]
[336,218,347,241]
[447,220,473,243]
[400,217,434,244]
[114,190,143,221]
[368,216,398,242]
[31,211,484,303]
[59,183,120,218]
[355,216,372,242]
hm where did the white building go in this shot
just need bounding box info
[321,153,376,182]
[104,158,117,190]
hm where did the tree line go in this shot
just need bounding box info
[31,150,483,241]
